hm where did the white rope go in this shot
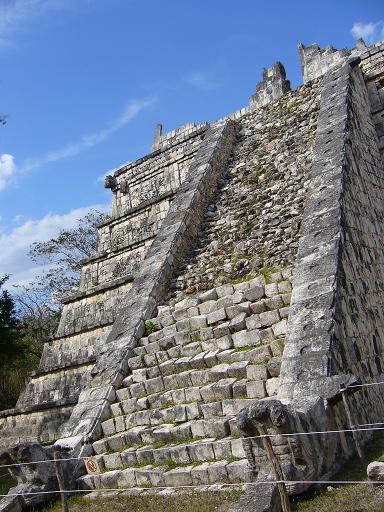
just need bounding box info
[0,480,379,498]
[0,422,382,470]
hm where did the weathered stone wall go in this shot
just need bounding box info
[170,79,321,298]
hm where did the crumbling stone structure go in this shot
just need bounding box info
[1,39,384,512]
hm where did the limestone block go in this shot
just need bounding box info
[191,462,210,485]
[250,300,267,314]
[198,288,218,302]
[147,366,161,379]
[279,305,290,318]
[260,328,274,343]
[182,342,202,357]
[127,356,142,370]
[132,368,147,383]
[114,415,126,433]
[190,315,208,330]
[121,447,138,466]
[234,281,250,292]
[245,314,262,330]
[226,303,251,319]
[136,447,155,465]
[213,322,231,338]
[187,306,199,317]
[217,295,234,309]
[232,379,247,398]
[173,307,189,321]
[201,402,223,419]
[152,447,169,465]
[186,403,201,420]
[231,438,247,458]
[170,445,190,464]
[162,325,177,337]
[101,418,116,436]
[210,364,230,380]
[216,335,233,350]
[204,350,219,367]
[130,382,146,398]
[232,329,261,348]
[189,441,215,462]
[264,283,278,297]
[278,281,292,293]
[264,295,283,309]
[171,388,186,404]
[111,402,123,416]
[203,418,230,438]
[246,365,268,381]
[93,438,108,455]
[230,312,247,332]
[200,327,214,341]
[266,377,280,396]
[227,459,250,482]
[159,360,175,376]
[185,386,202,402]
[173,331,191,345]
[199,300,218,315]
[99,470,122,489]
[249,276,266,288]
[117,467,137,488]
[246,380,266,399]
[176,318,191,332]
[267,356,282,377]
[207,308,227,325]
[228,361,248,379]
[175,297,200,310]
[259,310,280,327]
[107,433,127,452]
[216,283,234,297]
[103,453,123,470]
[143,353,157,367]
[207,460,229,483]
[200,384,216,403]
[244,286,265,302]
[160,314,175,328]
[222,398,252,416]
[232,290,247,304]
[212,378,237,400]
[190,352,207,369]
[163,467,193,487]
[190,419,207,438]
[144,376,164,395]
[272,319,287,336]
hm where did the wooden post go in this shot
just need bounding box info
[54,449,69,512]
[258,424,291,512]
[341,386,365,461]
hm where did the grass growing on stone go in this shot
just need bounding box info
[37,490,242,512]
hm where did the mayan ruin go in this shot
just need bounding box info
[1,36,384,511]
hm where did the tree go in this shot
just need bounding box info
[28,209,106,303]
[0,275,19,359]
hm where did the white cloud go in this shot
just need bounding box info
[351,21,383,44]
[184,71,221,91]
[0,153,16,190]
[19,98,155,174]
[0,0,83,48]
[0,203,110,288]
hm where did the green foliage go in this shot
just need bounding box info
[145,320,159,336]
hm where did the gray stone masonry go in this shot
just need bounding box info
[249,62,291,108]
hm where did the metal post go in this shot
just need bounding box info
[258,424,291,512]
[54,449,69,512]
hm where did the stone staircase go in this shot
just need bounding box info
[79,270,291,493]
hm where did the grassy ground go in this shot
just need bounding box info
[37,491,242,512]
[291,433,384,512]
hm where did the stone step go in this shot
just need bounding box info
[95,436,247,470]
[93,416,244,455]
[104,397,257,437]
[79,458,252,491]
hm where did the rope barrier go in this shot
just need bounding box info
[0,479,380,498]
[1,422,383,470]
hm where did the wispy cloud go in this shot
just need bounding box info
[0,0,73,47]
[184,71,221,91]
[0,153,16,190]
[19,97,155,174]
[0,203,110,287]
[351,21,384,45]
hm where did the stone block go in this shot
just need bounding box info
[203,418,230,438]
[231,438,247,458]
[175,296,200,310]
[213,322,231,338]
[190,315,208,330]
[200,383,216,402]
[170,445,190,464]
[250,300,267,314]
[232,379,247,398]
[279,306,290,318]
[190,419,207,438]
[232,329,261,348]
[173,307,189,321]
[228,361,248,379]
[278,281,292,293]
[245,314,262,330]
[185,386,202,402]
[265,283,278,297]
[207,460,229,483]
[244,285,265,302]
[176,318,191,332]
[217,295,234,309]
[272,319,287,336]
[132,368,147,383]
[212,378,236,400]
[201,401,223,419]
[210,363,230,380]
[200,327,214,341]
[93,438,108,455]
[226,303,251,320]
[144,376,164,395]
[199,300,218,315]
[191,462,210,485]
[189,441,215,462]
[230,312,247,332]
[130,382,146,398]
[182,342,202,357]
[207,308,227,325]
[266,377,280,396]
[121,447,138,466]
[163,467,193,487]
[216,283,234,297]
[127,356,142,370]
[117,467,137,488]
[249,276,266,287]
[173,331,191,346]
[246,365,268,381]
[259,310,280,327]
[246,380,267,399]
[227,459,250,482]
[199,288,218,302]
[101,418,116,436]
[212,439,232,460]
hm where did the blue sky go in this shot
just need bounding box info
[0,0,383,287]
